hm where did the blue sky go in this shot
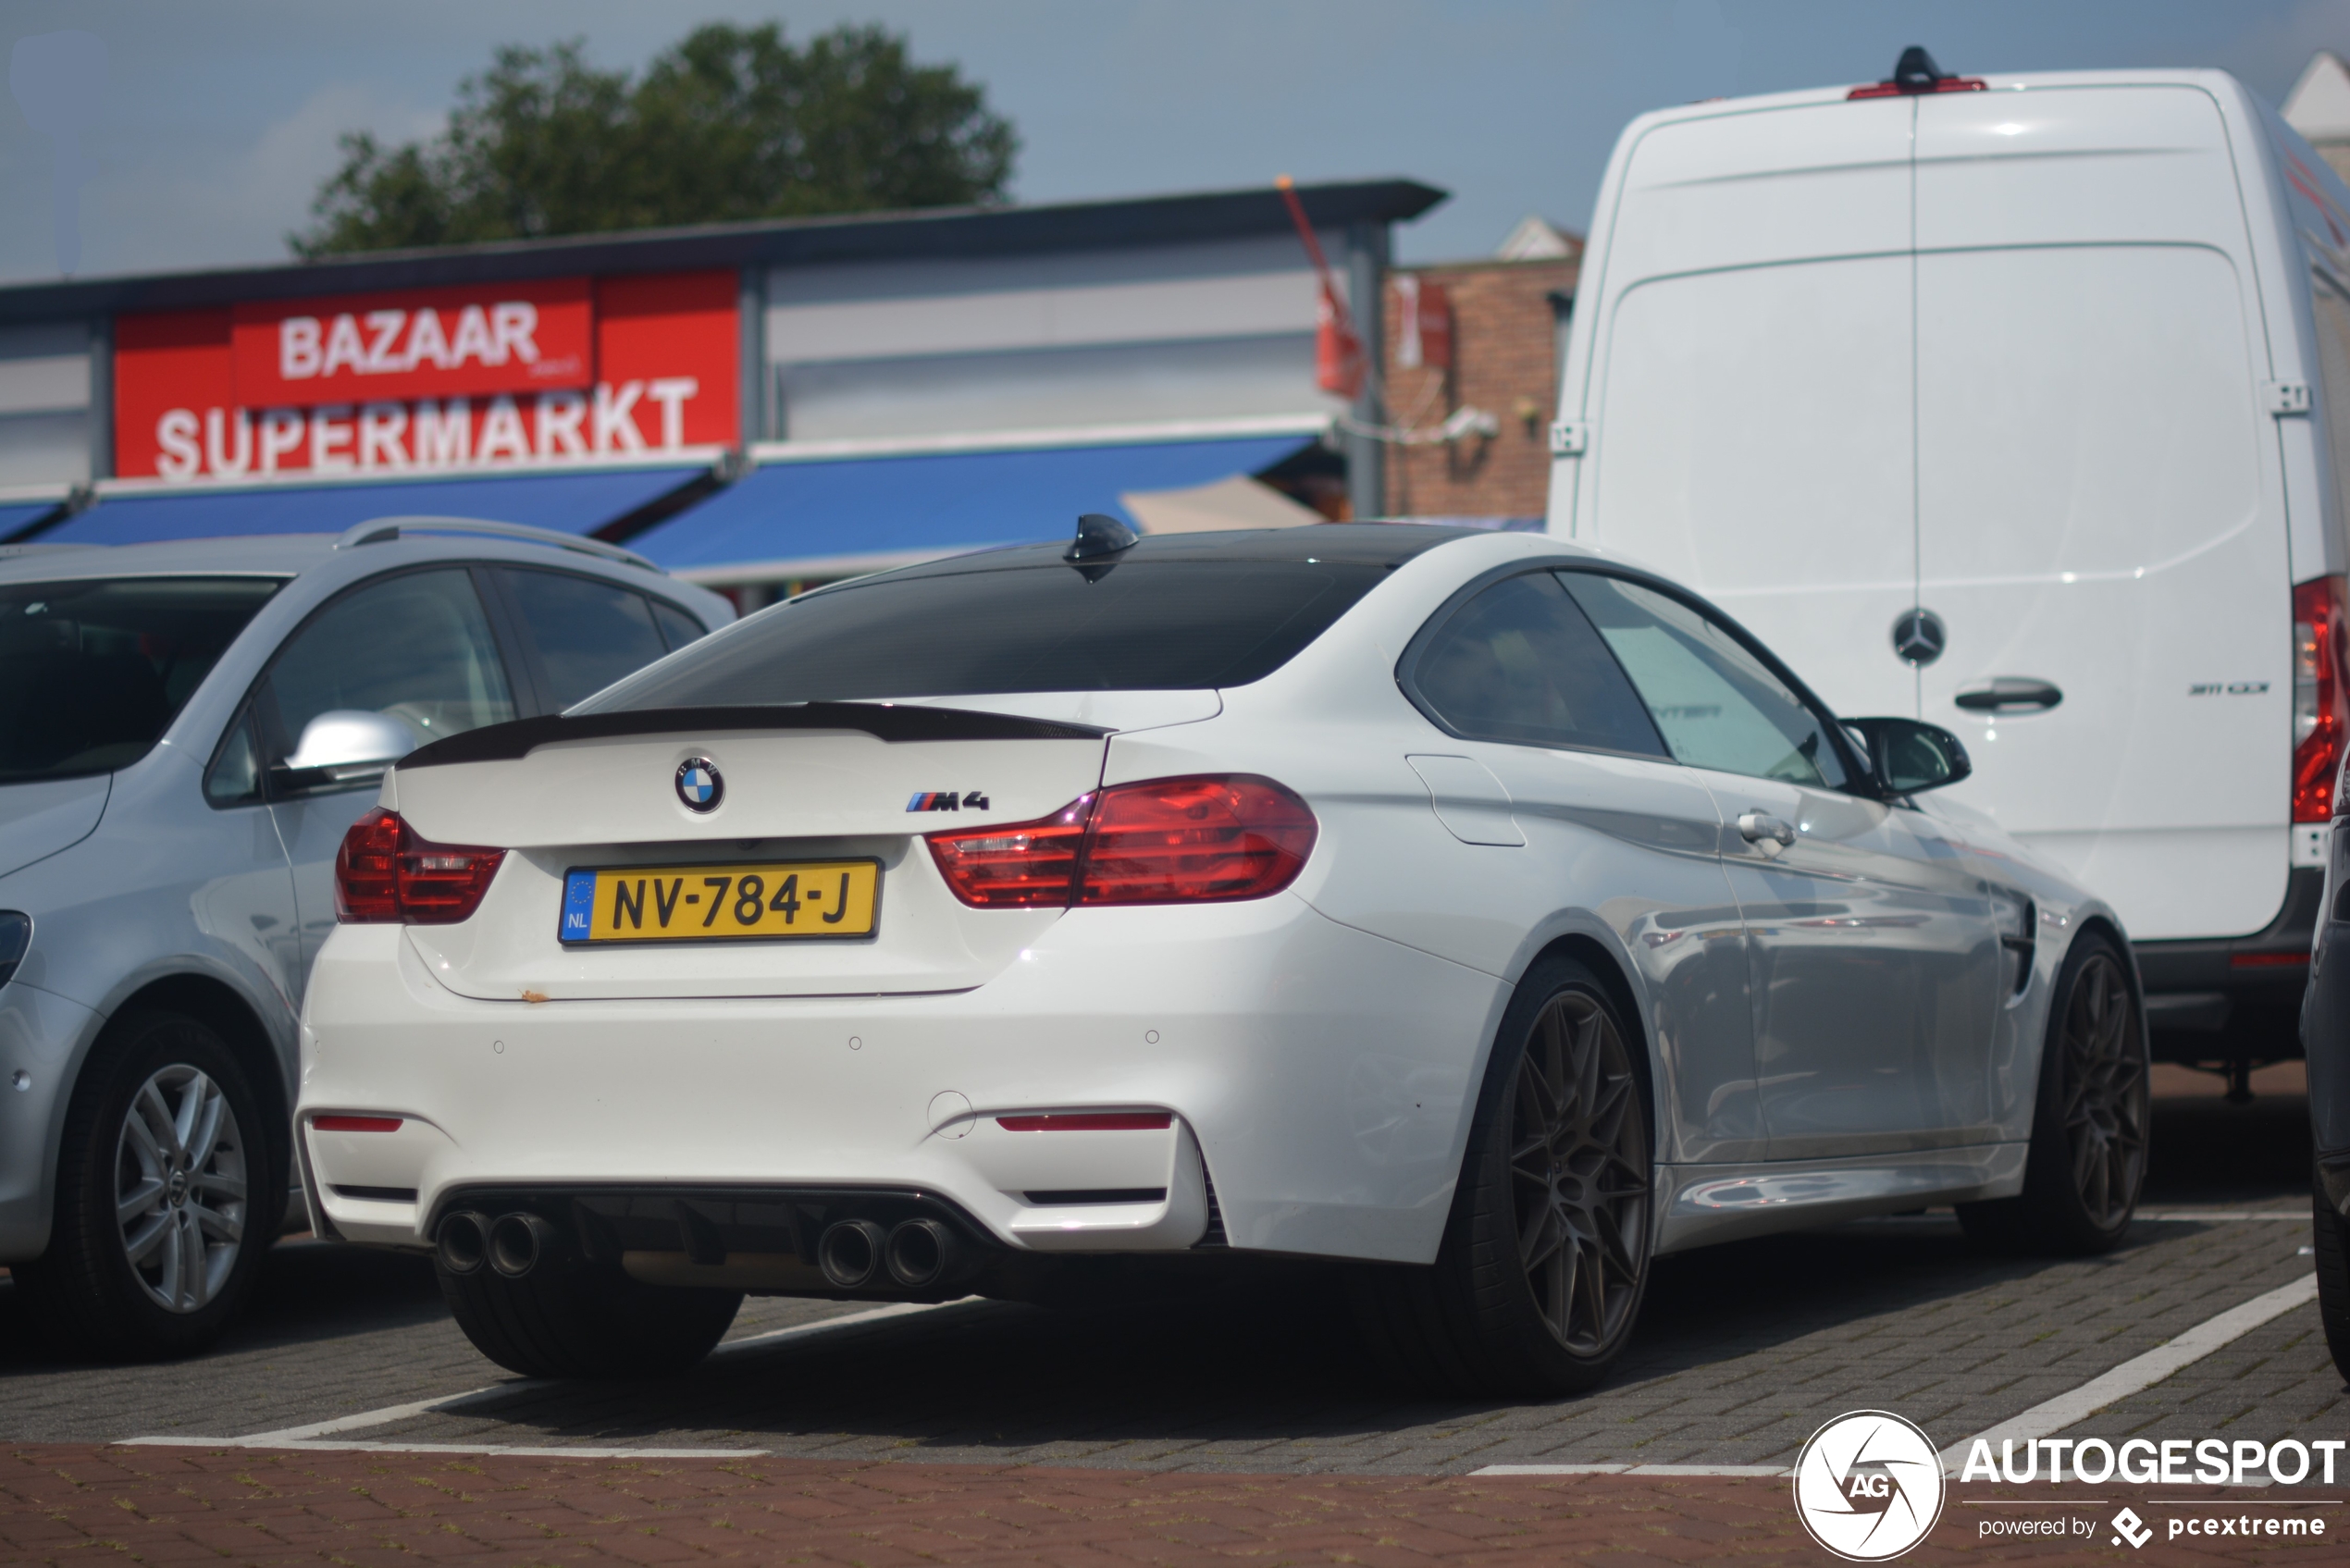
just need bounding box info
[2,0,2347,284]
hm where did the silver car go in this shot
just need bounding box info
[0,518,729,1359]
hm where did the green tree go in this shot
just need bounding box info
[292,23,1016,256]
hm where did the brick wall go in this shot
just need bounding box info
[1380,256,1577,521]
[2317,139,2350,190]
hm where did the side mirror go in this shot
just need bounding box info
[1843,717,1973,797]
[272,710,418,792]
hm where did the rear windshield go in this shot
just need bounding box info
[0,576,280,783]
[582,560,1392,710]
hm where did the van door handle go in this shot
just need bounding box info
[1738,811,1798,849]
[1954,676,2063,712]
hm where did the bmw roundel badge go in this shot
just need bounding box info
[675,757,724,812]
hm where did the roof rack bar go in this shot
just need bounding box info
[334,515,662,574]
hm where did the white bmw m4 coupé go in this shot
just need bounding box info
[297,520,2149,1391]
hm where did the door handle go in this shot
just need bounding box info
[1738,811,1798,851]
[1954,676,2063,712]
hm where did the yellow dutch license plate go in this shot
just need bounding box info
[559,860,880,944]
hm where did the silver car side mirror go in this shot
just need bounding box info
[276,710,418,789]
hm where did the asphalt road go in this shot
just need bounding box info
[2,1068,2336,1477]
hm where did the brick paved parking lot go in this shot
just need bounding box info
[0,1069,2341,1564]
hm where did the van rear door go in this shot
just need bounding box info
[1911,86,2288,940]
[1578,97,1920,721]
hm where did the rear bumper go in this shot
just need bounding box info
[295,895,1507,1268]
[2133,867,2319,1063]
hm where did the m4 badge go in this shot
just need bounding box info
[907,791,990,812]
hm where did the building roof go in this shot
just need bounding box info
[0,179,1447,327]
[1494,216,1583,262]
[2286,52,2350,142]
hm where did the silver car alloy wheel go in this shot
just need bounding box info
[114,1064,248,1313]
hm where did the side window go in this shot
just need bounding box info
[1558,573,1850,789]
[500,569,672,710]
[263,568,514,768]
[203,709,264,808]
[1409,572,1667,756]
[650,599,707,652]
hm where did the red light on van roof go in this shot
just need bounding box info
[1849,44,1986,99]
[1848,78,1986,100]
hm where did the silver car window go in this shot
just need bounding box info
[0,575,278,783]
[499,568,671,710]
[263,568,514,758]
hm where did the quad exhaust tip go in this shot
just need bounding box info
[488,1212,557,1278]
[818,1216,959,1290]
[437,1209,489,1276]
[817,1218,889,1289]
[884,1218,956,1288]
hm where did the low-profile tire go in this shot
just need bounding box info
[1958,932,2149,1255]
[2314,1164,2350,1386]
[14,1011,277,1361]
[438,1251,741,1379]
[1354,954,1652,1397]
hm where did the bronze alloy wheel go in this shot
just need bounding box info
[1508,989,1651,1355]
[2056,950,2148,1230]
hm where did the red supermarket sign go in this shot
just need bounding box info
[116,271,737,482]
[230,278,594,406]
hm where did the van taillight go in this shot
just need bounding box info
[334,809,506,924]
[2294,576,2349,824]
[927,776,1317,908]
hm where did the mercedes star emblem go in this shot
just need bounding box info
[1891,609,1947,668]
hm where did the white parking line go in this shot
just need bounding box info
[205,1383,527,1444]
[1936,1274,2321,1475]
[2136,1212,2309,1222]
[118,1438,766,1459]
[119,1299,963,1453]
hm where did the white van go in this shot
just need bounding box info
[1547,49,2350,1095]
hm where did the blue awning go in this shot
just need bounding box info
[35,466,706,548]
[629,434,1319,578]
[0,500,65,541]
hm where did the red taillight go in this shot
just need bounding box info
[926,774,1317,908]
[333,808,505,925]
[2294,576,2349,823]
[923,794,1095,908]
[1081,775,1318,904]
[996,1112,1175,1131]
[312,1115,403,1132]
